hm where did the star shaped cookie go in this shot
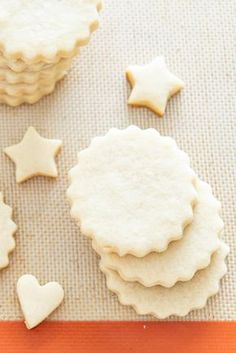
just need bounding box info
[4,127,62,183]
[126,56,184,117]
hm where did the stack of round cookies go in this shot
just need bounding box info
[67,126,229,318]
[0,0,102,106]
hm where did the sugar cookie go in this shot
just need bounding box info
[0,52,77,73]
[0,57,58,73]
[0,193,17,269]
[126,56,184,116]
[100,242,229,319]
[68,126,197,256]
[0,80,63,106]
[0,57,72,84]
[17,274,64,329]
[0,72,67,99]
[0,0,102,62]
[95,179,223,287]
[0,70,67,96]
[4,127,62,183]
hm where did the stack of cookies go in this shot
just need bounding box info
[0,0,102,106]
[67,126,229,318]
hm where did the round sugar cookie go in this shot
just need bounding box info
[67,126,197,256]
[0,0,102,62]
[95,179,223,287]
[0,52,77,73]
[0,78,62,106]
[0,56,61,73]
[0,57,72,84]
[0,193,17,269]
[100,242,229,319]
[0,69,67,97]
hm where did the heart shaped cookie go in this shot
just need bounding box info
[17,274,64,329]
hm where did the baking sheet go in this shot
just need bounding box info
[0,0,234,321]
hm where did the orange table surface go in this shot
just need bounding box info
[0,321,235,353]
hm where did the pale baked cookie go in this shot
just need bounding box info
[0,0,102,63]
[0,57,72,84]
[0,52,78,73]
[0,193,17,269]
[0,70,67,96]
[4,127,62,183]
[126,56,184,117]
[95,179,223,287]
[0,1,102,105]
[0,56,60,73]
[100,242,229,319]
[0,79,64,106]
[67,126,197,256]
[17,274,64,329]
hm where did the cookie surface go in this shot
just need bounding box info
[0,55,71,73]
[0,57,72,84]
[4,127,62,183]
[68,126,197,256]
[0,0,102,62]
[126,56,184,116]
[95,179,223,287]
[0,193,17,269]
[17,274,64,329]
[0,69,67,96]
[101,242,229,319]
[0,77,64,106]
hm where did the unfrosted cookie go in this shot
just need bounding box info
[0,52,78,73]
[0,56,63,73]
[126,56,184,117]
[4,127,62,183]
[17,274,64,329]
[67,126,197,256]
[100,242,229,319]
[0,69,67,96]
[0,193,17,269]
[0,0,102,62]
[0,57,72,84]
[95,179,223,287]
[0,79,63,106]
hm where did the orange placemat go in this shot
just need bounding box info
[0,321,236,353]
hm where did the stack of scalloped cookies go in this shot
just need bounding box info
[67,126,229,319]
[0,0,102,106]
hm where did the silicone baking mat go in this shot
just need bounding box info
[0,0,234,327]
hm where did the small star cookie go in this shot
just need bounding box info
[4,127,62,183]
[126,56,184,117]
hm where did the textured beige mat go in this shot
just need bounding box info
[0,0,234,321]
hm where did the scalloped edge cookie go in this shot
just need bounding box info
[0,193,17,269]
[0,57,72,84]
[0,0,102,63]
[100,241,229,319]
[0,78,62,106]
[95,178,223,287]
[67,126,197,257]
[0,53,76,73]
[0,67,68,97]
